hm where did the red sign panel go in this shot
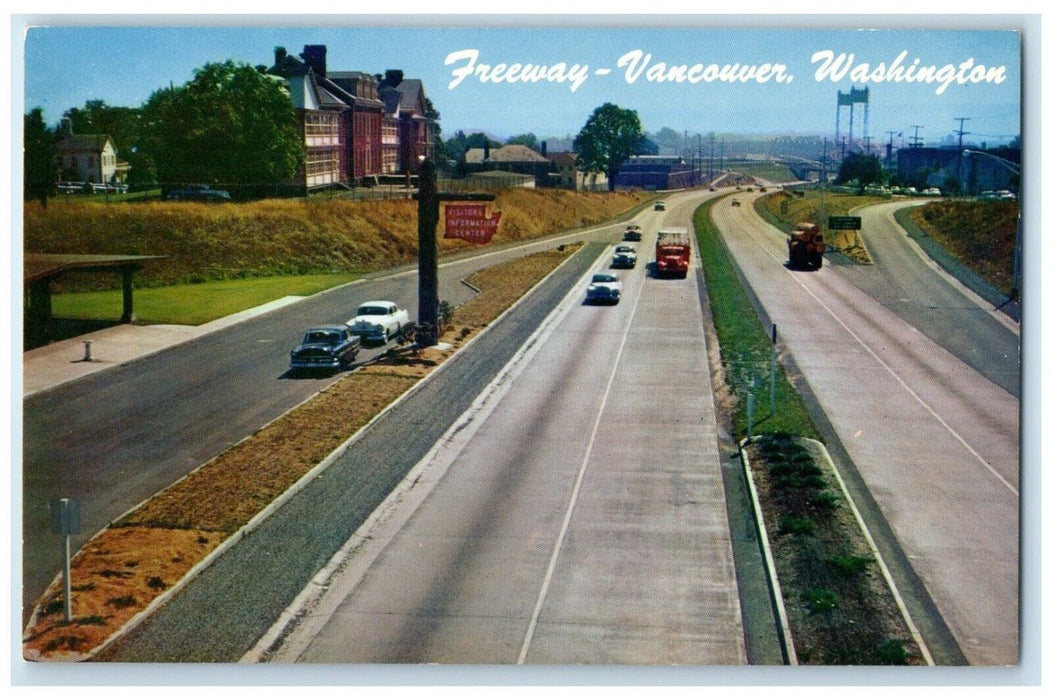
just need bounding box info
[444,204,502,244]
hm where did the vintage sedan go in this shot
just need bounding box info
[585,273,622,305]
[622,223,643,242]
[289,325,362,374]
[611,245,637,269]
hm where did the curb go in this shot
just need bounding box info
[739,435,935,667]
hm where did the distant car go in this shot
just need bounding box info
[586,273,622,304]
[731,199,741,207]
[708,186,716,192]
[654,201,666,211]
[921,187,942,196]
[623,223,643,242]
[611,245,637,269]
[289,325,361,374]
[167,184,231,202]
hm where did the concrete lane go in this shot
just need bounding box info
[268,194,746,664]
[711,192,1019,665]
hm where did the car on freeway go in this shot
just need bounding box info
[585,272,622,304]
[623,223,643,242]
[167,184,232,202]
[611,245,637,269]
[731,199,741,207]
[654,201,666,211]
[289,325,362,374]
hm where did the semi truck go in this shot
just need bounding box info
[654,228,691,278]
[787,222,825,270]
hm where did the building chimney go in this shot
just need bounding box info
[301,44,327,77]
[541,141,547,157]
[484,142,490,160]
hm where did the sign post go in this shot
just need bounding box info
[416,159,498,347]
[49,497,80,623]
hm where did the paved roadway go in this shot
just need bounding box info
[261,193,745,664]
[20,216,643,620]
[711,191,1020,666]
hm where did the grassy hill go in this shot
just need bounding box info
[24,189,651,293]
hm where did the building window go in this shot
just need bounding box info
[304,112,339,147]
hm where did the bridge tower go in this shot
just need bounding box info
[835,87,870,155]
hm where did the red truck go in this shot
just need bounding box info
[654,227,691,278]
[787,222,825,270]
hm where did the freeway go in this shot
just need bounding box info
[20,212,652,621]
[260,193,745,664]
[711,191,1020,665]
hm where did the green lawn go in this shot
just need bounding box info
[52,273,359,326]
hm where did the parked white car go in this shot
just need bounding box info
[346,301,410,345]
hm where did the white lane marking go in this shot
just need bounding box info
[723,202,1018,498]
[517,266,647,664]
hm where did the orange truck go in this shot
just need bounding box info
[787,222,825,270]
[654,227,691,278]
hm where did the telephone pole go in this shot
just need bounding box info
[954,117,971,189]
[909,125,924,148]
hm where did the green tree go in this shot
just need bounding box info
[506,133,540,151]
[573,103,645,191]
[63,100,142,158]
[140,61,302,195]
[835,152,884,191]
[24,108,57,205]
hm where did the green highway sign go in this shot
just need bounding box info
[828,216,862,230]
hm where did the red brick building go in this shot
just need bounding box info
[270,45,433,191]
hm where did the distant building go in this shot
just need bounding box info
[897,146,1020,194]
[55,120,122,186]
[378,69,435,176]
[269,45,434,191]
[614,155,697,190]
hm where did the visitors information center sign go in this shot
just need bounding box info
[444,204,502,244]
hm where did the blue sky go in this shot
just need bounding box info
[20,18,1023,146]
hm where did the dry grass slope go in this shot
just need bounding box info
[24,190,648,291]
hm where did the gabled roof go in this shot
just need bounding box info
[486,145,549,163]
[546,152,578,166]
[56,134,115,153]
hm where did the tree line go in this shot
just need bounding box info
[24,60,304,203]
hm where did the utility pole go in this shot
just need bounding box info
[909,125,924,148]
[954,117,971,191]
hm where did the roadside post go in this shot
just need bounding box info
[770,323,778,416]
[49,497,80,622]
[416,159,499,347]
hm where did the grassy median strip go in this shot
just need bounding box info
[22,243,582,661]
[694,198,923,665]
[693,198,819,440]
